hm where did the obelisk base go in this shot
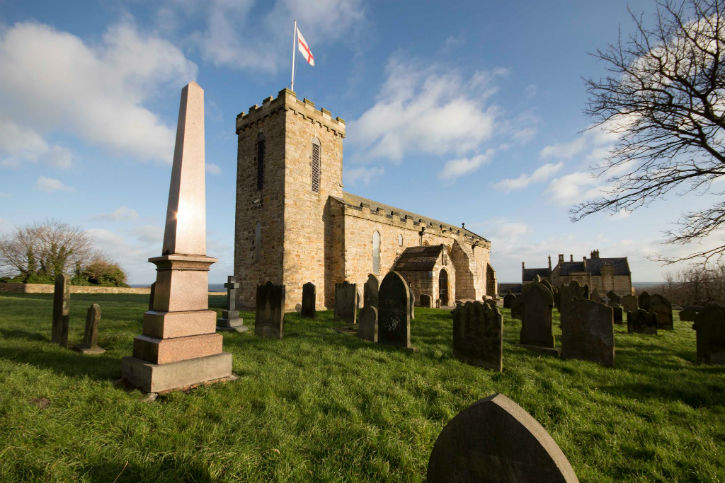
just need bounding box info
[121,352,233,393]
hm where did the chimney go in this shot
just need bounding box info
[462,222,465,229]
[558,254,564,263]
[522,261,525,269]
[570,254,573,262]
[590,249,600,259]
[548,255,552,270]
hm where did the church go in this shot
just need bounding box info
[234,89,496,310]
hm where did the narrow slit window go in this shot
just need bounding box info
[311,138,320,192]
[256,132,265,190]
[372,231,381,274]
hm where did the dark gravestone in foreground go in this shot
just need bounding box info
[638,291,651,311]
[378,271,411,349]
[627,309,658,334]
[560,299,614,367]
[648,294,673,330]
[612,305,623,324]
[363,274,379,309]
[419,294,432,308]
[559,281,587,314]
[606,290,621,306]
[621,294,638,313]
[218,276,248,332]
[52,274,70,348]
[520,281,554,348]
[510,294,523,320]
[357,305,378,343]
[452,300,503,371]
[679,306,700,322]
[301,282,316,318]
[255,282,285,339]
[503,293,514,309]
[693,303,725,365]
[427,393,579,483]
[334,281,358,324]
[74,304,105,354]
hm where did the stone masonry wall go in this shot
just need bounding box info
[0,283,151,294]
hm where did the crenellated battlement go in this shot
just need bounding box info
[235,88,345,136]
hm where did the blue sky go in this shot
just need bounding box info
[1,0,721,284]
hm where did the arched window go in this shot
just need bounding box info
[311,138,321,192]
[372,231,381,274]
[256,132,265,190]
[254,222,262,262]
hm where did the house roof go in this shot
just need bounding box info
[557,261,586,276]
[522,268,551,282]
[393,245,445,271]
[585,257,631,276]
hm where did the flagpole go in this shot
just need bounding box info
[291,19,297,92]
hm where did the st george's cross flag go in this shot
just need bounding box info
[297,27,315,66]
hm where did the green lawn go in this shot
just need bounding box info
[0,292,722,482]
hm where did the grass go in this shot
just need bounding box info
[0,292,723,483]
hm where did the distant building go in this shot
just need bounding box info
[522,250,633,296]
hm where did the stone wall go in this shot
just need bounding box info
[0,283,151,294]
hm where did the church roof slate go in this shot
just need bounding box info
[585,257,631,276]
[393,245,445,271]
[522,267,552,282]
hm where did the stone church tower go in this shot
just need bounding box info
[234,89,346,309]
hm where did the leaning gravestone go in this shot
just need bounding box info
[218,276,248,332]
[378,271,411,349]
[503,293,514,309]
[560,299,614,367]
[649,294,673,330]
[427,393,579,483]
[621,294,638,313]
[334,281,358,324]
[255,282,285,339]
[627,309,658,334]
[363,274,379,309]
[520,281,555,348]
[357,305,378,343]
[420,294,432,308]
[692,303,725,365]
[51,273,70,348]
[452,300,503,371]
[510,294,523,320]
[74,304,105,354]
[301,282,316,318]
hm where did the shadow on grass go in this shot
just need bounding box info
[0,328,47,342]
[0,344,120,381]
[601,380,724,408]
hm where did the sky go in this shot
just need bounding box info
[0,0,722,284]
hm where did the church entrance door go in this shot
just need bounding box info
[439,269,449,306]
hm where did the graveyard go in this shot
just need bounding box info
[0,290,722,482]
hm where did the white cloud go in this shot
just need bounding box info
[609,208,632,220]
[494,162,563,192]
[524,84,537,98]
[133,225,164,246]
[344,166,384,185]
[539,137,588,160]
[546,171,602,205]
[0,22,197,164]
[0,118,73,169]
[206,163,221,175]
[93,206,140,222]
[35,176,74,193]
[439,150,495,180]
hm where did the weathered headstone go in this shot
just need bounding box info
[558,281,587,314]
[638,291,651,311]
[679,306,701,322]
[363,274,379,309]
[606,290,621,306]
[612,305,623,324]
[452,300,503,371]
[217,276,247,332]
[692,303,725,365]
[621,294,638,313]
[51,273,70,348]
[541,279,554,296]
[148,281,156,310]
[378,271,411,349]
[301,282,316,318]
[334,281,358,324]
[560,299,614,367]
[255,282,285,339]
[420,294,432,308]
[590,288,603,303]
[357,305,378,343]
[503,293,514,309]
[520,281,554,348]
[510,294,523,320]
[74,304,105,354]
[627,309,658,334]
[648,294,673,330]
[427,393,579,483]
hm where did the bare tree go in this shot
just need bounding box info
[574,0,724,264]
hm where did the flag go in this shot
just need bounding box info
[297,27,315,66]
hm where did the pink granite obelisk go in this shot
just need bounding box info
[121,82,233,393]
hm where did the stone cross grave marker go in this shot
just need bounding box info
[627,309,658,334]
[427,393,579,483]
[560,299,614,367]
[334,281,358,324]
[693,303,725,365]
[51,273,70,348]
[452,300,503,371]
[218,276,247,332]
[255,281,285,339]
[357,305,378,342]
[301,282,316,318]
[378,271,411,349]
[520,281,555,349]
[74,304,105,354]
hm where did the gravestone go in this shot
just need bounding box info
[553,287,560,310]
[74,304,105,354]
[606,290,621,306]
[638,291,651,311]
[590,288,603,303]
[648,294,673,330]
[612,305,623,324]
[503,293,514,309]
[510,294,523,320]
[560,299,614,367]
[452,300,503,371]
[363,274,379,309]
[621,294,638,313]
[559,281,587,314]
[148,281,156,310]
[334,281,358,324]
[427,393,579,483]
[627,309,658,334]
[255,282,285,339]
[378,271,411,349]
[679,306,700,322]
[51,273,70,348]
[301,282,316,318]
[357,305,378,343]
[541,279,554,296]
[692,303,725,365]
[420,294,432,308]
[520,281,554,348]
[218,276,248,332]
